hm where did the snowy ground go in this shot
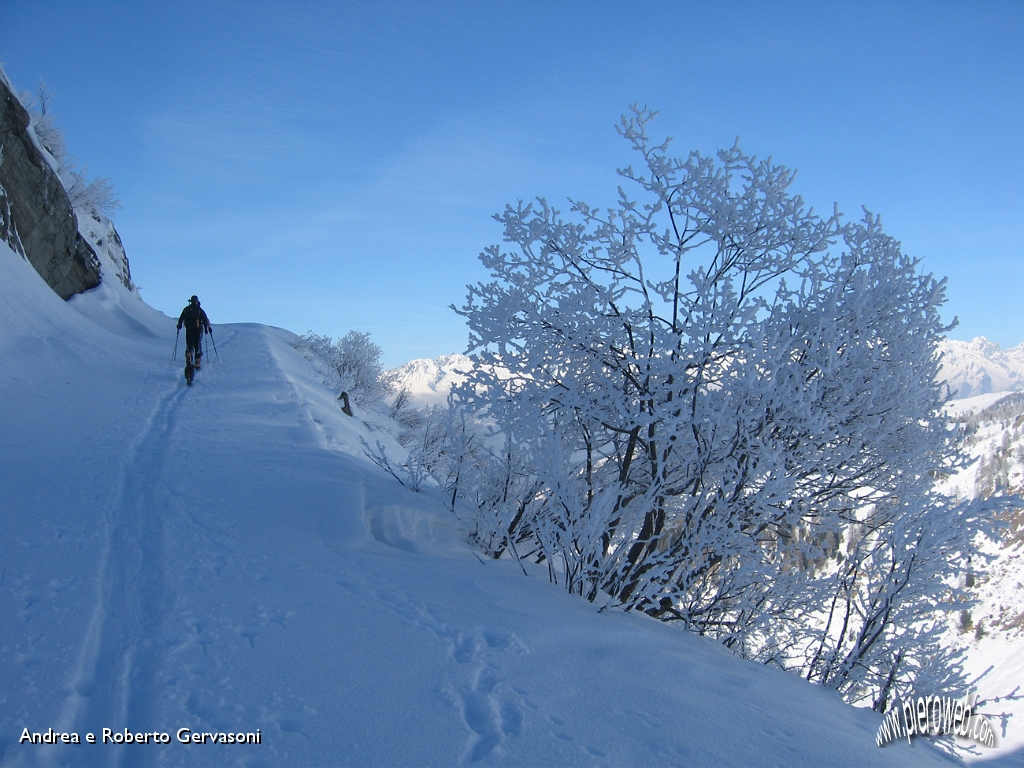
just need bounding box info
[944,393,1021,421]
[0,245,986,766]
[936,390,1024,767]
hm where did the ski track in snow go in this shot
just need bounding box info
[0,243,976,768]
[45,385,185,766]
[54,325,376,766]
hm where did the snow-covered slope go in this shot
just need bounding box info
[937,390,1024,764]
[0,245,967,766]
[939,338,1024,399]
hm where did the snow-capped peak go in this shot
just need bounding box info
[938,337,1024,399]
[387,353,474,407]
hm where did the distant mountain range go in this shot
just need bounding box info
[387,353,474,407]
[937,337,1024,399]
[389,338,1024,408]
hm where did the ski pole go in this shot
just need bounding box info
[209,327,219,359]
[173,327,180,361]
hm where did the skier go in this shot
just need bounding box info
[177,295,211,385]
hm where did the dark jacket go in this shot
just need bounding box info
[178,304,210,333]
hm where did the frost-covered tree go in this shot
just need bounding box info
[451,107,1004,710]
[22,82,121,216]
[23,82,68,169]
[62,171,122,217]
[294,330,393,407]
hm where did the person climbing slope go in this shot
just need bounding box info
[177,295,211,385]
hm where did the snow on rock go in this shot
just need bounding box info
[0,243,972,766]
[0,67,103,299]
[76,210,134,294]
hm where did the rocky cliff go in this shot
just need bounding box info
[0,69,103,299]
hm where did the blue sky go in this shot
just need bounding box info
[3,0,1021,366]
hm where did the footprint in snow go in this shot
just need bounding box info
[186,691,221,720]
[272,705,316,736]
[275,713,303,733]
[239,625,259,649]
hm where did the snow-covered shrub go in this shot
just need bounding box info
[22,83,121,217]
[449,106,1009,712]
[294,330,394,408]
[389,387,432,445]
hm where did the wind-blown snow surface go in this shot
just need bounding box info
[0,247,960,767]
